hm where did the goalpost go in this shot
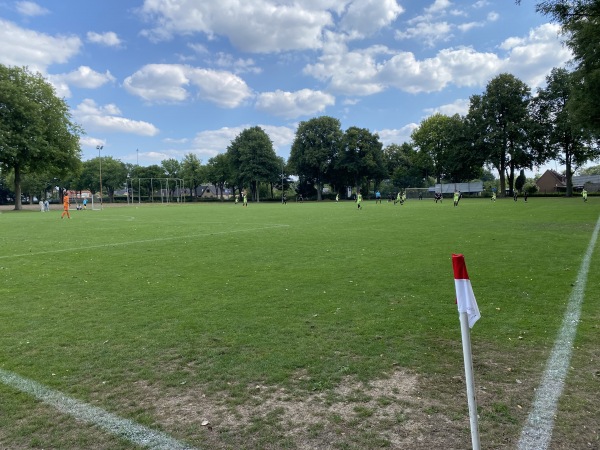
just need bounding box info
[404,187,432,199]
[129,177,185,204]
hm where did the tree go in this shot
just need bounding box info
[180,153,203,200]
[289,116,343,200]
[579,164,600,175]
[411,113,483,184]
[227,126,279,202]
[79,157,127,202]
[205,153,230,200]
[531,67,599,196]
[521,0,600,136]
[384,143,427,189]
[467,74,532,196]
[336,127,386,195]
[0,65,82,210]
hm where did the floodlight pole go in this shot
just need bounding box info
[97,145,104,210]
[281,161,284,204]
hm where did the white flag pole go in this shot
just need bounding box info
[459,310,481,450]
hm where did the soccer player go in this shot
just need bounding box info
[83,198,87,209]
[335,193,339,203]
[356,191,363,210]
[453,190,459,207]
[491,192,496,202]
[61,193,71,219]
[243,191,248,207]
[582,188,588,202]
[375,190,381,204]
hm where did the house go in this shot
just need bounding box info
[536,170,600,193]
[536,170,565,193]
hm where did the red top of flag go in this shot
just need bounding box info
[452,253,470,280]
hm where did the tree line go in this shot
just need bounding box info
[2,0,599,209]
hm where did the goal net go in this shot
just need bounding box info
[404,188,432,199]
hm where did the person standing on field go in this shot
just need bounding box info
[61,193,71,219]
[582,188,588,202]
[375,190,381,204]
[453,190,459,207]
[356,191,363,210]
[243,191,248,207]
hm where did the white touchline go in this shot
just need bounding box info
[0,223,289,260]
[517,214,600,450]
[0,368,198,450]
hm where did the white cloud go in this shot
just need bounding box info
[500,23,571,88]
[0,19,81,73]
[87,31,122,47]
[15,1,49,16]
[395,21,453,47]
[339,0,403,39]
[190,124,295,160]
[376,124,418,146]
[425,0,452,14]
[304,34,387,96]
[124,64,253,107]
[424,98,470,117]
[139,0,333,53]
[214,53,261,74]
[73,99,159,136]
[256,89,335,119]
[48,66,115,97]
[305,23,570,97]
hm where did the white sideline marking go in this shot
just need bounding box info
[0,368,198,450]
[0,223,289,260]
[517,214,600,450]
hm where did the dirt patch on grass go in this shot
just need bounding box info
[128,369,477,449]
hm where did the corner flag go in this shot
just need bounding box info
[452,254,481,328]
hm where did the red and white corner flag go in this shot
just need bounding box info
[452,254,481,328]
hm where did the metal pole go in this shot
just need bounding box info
[96,145,103,210]
[460,311,481,450]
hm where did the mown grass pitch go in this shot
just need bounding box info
[1,198,598,449]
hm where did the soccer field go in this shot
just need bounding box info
[1,198,598,449]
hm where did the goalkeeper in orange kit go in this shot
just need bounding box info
[61,193,71,219]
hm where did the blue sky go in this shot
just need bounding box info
[0,0,573,174]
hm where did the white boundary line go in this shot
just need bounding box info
[0,223,289,260]
[517,214,600,450]
[0,368,198,450]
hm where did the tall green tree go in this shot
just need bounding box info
[0,65,82,210]
[521,0,600,136]
[227,126,278,202]
[384,143,427,189]
[180,153,203,200]
[467,73,532,196]
[411,113,479,183]
[531,67,599,196]
[80,157,127,202]
[205,153,230,200]
[289,116,343,200]
[336,127,385,194]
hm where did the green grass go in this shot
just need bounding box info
[0,197,598,449]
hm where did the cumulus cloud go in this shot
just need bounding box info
[87,31,122,47]
[123,64,253,107]
[305,23,571,96]
[47,66,115,97]
[424,98,470,117]
[339,0,403,39]
[376,124,418,146]
[139,0,333,53]
[188,124,295,161]
[500,23,571,88]
[0,19,81,73]
[15,1,49,16]
[256,89,335,119]
[73,99,159,136]
[395,20,453,46]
